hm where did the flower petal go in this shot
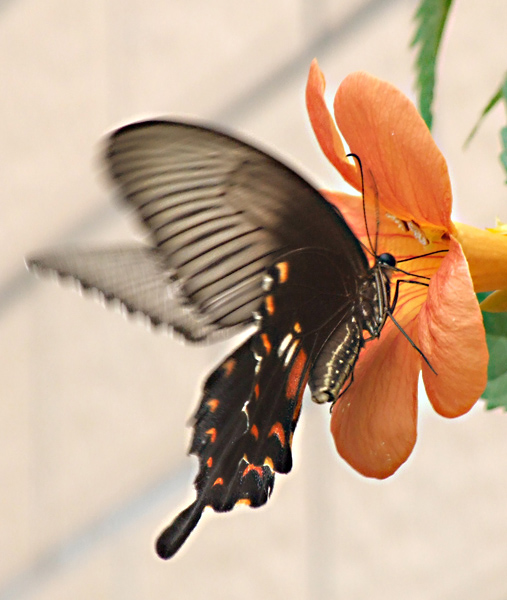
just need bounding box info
[306,60,361,190]
[455,222,507,292]
[323,189,448,273]
[418,237,488,417]
[330,319,420,479]
[334,72,453,230]
[480,289,507,312]
[322,190,366,237]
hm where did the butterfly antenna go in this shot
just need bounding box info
[369,173,381,256]
[347,153,376,257]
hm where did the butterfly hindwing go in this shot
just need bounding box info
[156,249,360,558]
[156,323,311,560]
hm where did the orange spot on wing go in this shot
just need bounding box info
[294,322,302,333]
[213,477,224,486]
[206,456,213,468]
[265,295,275,315]
[236,498,252,506]
[261,332,272,355]
[264,457,274,471]
[276,261,289,283]
[206,399,219,412]
[268,422,286,446]
[292,366,310,424]
[242,464,264,478]
[254,383,260,399]
[206,428,217,443]
[223,358,236,376]
[286,348,308,400]
[250,424,259,440]
[292,393,303,422]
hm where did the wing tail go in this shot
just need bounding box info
[156,500,204,560]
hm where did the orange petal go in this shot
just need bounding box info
[480,289,507,312]
[331,319,420,479]
[454,222,507,292]
[334,72,453,230]
[323,189,448,272]
[418,237,488,417]
[306,60,361,190]
[322,190,366,236]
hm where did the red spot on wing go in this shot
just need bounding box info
[206,428,217,443]
[268,422,286,446]
[242,464,264,478]
[261,332,272,355]
[290,363,310,447]
[286,348,308,400]
[206,399,219,412]
[292,366,310,424]
[276,261,289,283]
[223,358,236,376]
[250,424,259,440]
[265,295,275,315]
[213,477,224,486]
[236,498,252,506]
[254,383,260,399]
[292,393,303,423]
[206,457,213,468]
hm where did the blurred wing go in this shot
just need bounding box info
[29,120,369,342]
[27,246,226,341]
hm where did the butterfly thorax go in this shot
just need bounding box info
[360,258,393,338]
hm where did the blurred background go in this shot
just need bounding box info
[2,0,507,598]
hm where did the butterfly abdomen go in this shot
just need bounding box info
[309,318,363,404]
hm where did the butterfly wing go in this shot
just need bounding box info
[27,246,225,341]
[156,247,359,558]
[29,121,369,342]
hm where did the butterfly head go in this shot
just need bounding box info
[377,252,396,269]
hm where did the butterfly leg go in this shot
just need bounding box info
[387,279,435,374]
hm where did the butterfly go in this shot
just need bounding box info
[27,120,401,559]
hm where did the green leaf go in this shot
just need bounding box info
[463,86,503,148]
[465,76,507,185]
[411,0,454,130]
[478,293,507,410]
[500,126,507,182]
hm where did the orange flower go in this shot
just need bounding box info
[306,60,493,478]
[470,219,507,312]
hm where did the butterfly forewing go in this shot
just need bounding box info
[105,121,370,337]
[27,246,224,340]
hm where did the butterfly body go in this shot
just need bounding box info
[27,120,394,559]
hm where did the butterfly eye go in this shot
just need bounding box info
[378,252,396,268]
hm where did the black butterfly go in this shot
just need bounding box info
[27,120,399,559]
